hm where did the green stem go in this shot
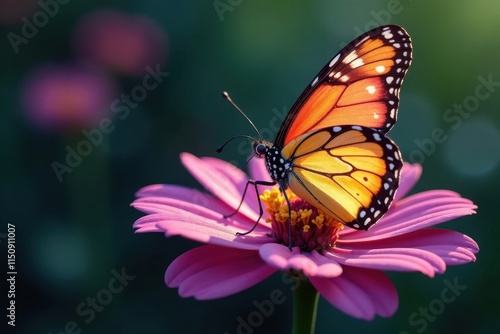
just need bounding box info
[293,279,320,334]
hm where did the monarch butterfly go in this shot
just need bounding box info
[218,25,412,244]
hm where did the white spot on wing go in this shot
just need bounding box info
[351,57,364,68]
[343,50,358,64]
[329,54,341,67]
[311,76,319,87]
[375,65,386,73]
[386,76,394,84]
[382,31,394,39]
[365,85,376,94]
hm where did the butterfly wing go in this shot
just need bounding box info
[282,125,402,230]
[275,25,412,147]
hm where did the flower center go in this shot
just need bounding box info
[260,188,343,251]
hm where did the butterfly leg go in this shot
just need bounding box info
[223,179,275,218]
[223,180,252,219]
[278,180,293,250]
[227,179,275,236]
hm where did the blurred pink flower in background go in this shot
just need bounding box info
[72,10,168,76]
[22,64,117,132]
[132,153,479,320]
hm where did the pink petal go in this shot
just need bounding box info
[343,228,479,265]
[340,190,477,241]
[248,155,274,183]
[310,267,398,320]
[133,185,231,216]
[134,211,274,250]
[203,154,277,213]
[325,246,446,277]
[165,245,276,299]
[394,163,422,201]
[181,153,263,222]
[259,243,343,278]
[133,182,276,249]
[133,183,275,244]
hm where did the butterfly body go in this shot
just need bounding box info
[262,145,290,181]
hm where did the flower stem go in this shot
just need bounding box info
[292,279,319,334]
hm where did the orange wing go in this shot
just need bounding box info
[275,25,412,147]
[281,125,402,229]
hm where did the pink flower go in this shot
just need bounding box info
[72,10,168,76]
[22,64,116,132]
[132,153,478,320]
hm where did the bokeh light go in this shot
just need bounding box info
[445,118,500,176]
[72,9,168,77]
[22,63,117,132]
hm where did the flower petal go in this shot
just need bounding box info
[248,155,273,183]
[310,267,398,320]
[133,184,230,216]
[259,243,343,278]
[181,153,262,222]
[134,210,275,249]
[394,163,422,202]
[165,245,276,299]
[340,190,477,241]
[342,228,479,266]
[325,246,446,277]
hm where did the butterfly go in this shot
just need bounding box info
[219,25,412,240]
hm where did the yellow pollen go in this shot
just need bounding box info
[260,187,344,249]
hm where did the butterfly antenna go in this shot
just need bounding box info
[216,135,257,153]
[222,91,263,141]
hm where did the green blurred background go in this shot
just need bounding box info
[1,0,499,333]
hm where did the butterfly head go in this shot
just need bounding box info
[252,140,270,158]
